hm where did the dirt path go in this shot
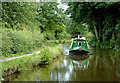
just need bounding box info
[0,50,40,63]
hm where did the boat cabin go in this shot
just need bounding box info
[69,37,89,55]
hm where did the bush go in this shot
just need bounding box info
[109,38,116,49]
[57,32,71,40]
[100,41,109,48]
[43,31,55,40]
[63,39,65,43]
[40,46,51,64]
[96,41,100,48]
[2,28,43,56]
[54,40,56,43]
[32,30,43,48]
[2,29,14,56]
[65,33,71,40]
[10,29,34,53]
[59,39,62,43]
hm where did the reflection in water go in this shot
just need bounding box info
[70,55,90,71]
[37,77,40,82]
[4,45,119,81]
[63,60,67,67]
[63,44,70,55]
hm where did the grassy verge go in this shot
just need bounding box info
[47,40,71,43]
[0,40,68,59]
[0,47,42,60]
[0,43,63,81]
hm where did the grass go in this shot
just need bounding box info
[0,42,64,59]
[0,43,63,81]
[1,40,70,59]
[0,47,42,59]
[47,40,71,43]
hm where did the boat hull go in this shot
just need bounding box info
[69,50,89,55]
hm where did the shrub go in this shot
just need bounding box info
[2,29,14,56]
[40,45,51,64]
[63,39,65,43]
[96,41,100,48]
[65,33,71,40]
[100,41,109,48]
[2,28,43,56]
[54,40,56,43]
[43,31,55,40]
[59,39,62,43]
[109,38,116,49]
[32,30,43,48]
[10,29,34,53]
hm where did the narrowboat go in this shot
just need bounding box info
[69,37,89,55]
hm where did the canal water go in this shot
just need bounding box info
[4,44,120,81]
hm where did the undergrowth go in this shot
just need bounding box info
[0,43,63,81]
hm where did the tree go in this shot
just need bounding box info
[36,2,66,39]
[2,2,40,30]
[65,2,120,47]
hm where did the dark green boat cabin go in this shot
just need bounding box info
[69,38,89,55]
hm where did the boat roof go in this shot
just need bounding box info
[72,38,86,41]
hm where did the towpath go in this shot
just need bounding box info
[0,50,40,63]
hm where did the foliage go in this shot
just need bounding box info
[2,28,43,56]
[64,14,94,42]
[59,39,62,43]
[2,2,70,57]
[37,2,67,39]
[2,2,40,30]
[32,30,43,48]
[64,33,71,39]
[109,38,116,49]
[2,2,70,41]
[43,31,55,40]
[47,40,71,44]
[96,41,100,48]
[1,43,63,79]
[1,28,14,55]
[40,45,51,64]
[66,2,120,48]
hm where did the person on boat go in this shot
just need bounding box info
[72,36,74,41]
[78,32,81,38]
[81,35,86,40]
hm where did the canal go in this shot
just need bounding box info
[4,44,120,81]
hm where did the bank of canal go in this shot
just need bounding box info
[3,44,120,81]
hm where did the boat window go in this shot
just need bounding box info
[78,42,81,46]
[74,41,76,43]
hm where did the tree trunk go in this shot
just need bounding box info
[92,17,100,42]
[99,26,103,42]
[94,25,100,42]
